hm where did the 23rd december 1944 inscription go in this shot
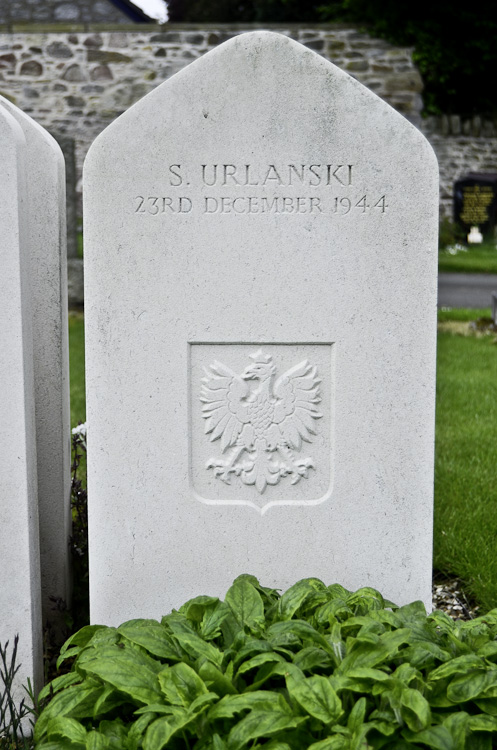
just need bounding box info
[132,162,389,216]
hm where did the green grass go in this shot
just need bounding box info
[68,312,85,427]
[434,313,497,613]
[438,307,491,322]
[438,242,497,273]
[66,310,497,612]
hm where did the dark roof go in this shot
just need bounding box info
[107,0,155,22]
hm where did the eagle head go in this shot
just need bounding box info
[242,349,276,381]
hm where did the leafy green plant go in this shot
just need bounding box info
[35,576,497,749]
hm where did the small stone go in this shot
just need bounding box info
[62,64,85,82]
[346,60,369,72]
[90,65,113,81]
[154,48,166,57]
[20,61,42,76]
[54,3,80,20]
[304,40,324,52]
[23,87,39,99]
[108,33,129,48]
[0,54,16,68]
[87,49,132,64]
[65,95,84,107]
[81,84,104,93]
[151,33,181,43]
[185,34,204,45]
[84,35,104,49]
[47,42,73,59]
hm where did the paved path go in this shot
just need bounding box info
[438,273,497,309]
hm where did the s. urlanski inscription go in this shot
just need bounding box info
[201,349,322,494]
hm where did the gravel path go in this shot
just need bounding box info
[432,576,481,620]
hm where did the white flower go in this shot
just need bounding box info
[72,421,87,447]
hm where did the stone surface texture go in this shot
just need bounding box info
[0,95,71,629]
[84,31,438,624]
[0,104,43,709]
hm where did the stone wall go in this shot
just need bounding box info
[0,23,496,221]
[423,116,497,218]
[0,0,132,25]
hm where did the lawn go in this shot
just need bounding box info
[66,311,497,612]
[68,312,86,427]
[438,242,497,273]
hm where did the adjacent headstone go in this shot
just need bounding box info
[84,31,438,624]
[0,96,71,630]
[0,105,43,712]
[454,173,497,240]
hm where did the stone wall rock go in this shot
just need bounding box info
[0,0,131,25]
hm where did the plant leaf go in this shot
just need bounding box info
[165,618,223,666]
[410,725,455,750]
[198,659,238,696]
[85,731,108,749]
[237,652,285,676]
[225,579,265,632]
[143,709,194,750]
[400,687,431,731]
[227,710,306,750]
[208,691,291,720]
[447,671,496,703]
[277,578,327,620]
[347,696,367,732]
[117,619,181,661]
[286,673,342,724]
[158,662,208,707]
[293,646,333,672]
[468,714,497,732]
[77,644,163,705]
[39,672,83,702]
[34,686,104,743]
[430,655,486,681]
[46,716,87,745]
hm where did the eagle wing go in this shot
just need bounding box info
[272,360,322,449]
[200,361,251,452]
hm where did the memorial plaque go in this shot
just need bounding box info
[84,32,438,624]
[454,172,497,239]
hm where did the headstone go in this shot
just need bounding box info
[454,172,497,240]
[0,96,71,630]
[84,31,438,625]
[0,105,43,712]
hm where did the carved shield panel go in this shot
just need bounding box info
[190,343,334,513]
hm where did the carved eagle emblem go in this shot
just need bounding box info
[201,349,322,494]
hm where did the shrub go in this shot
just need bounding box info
[34,576,497,749]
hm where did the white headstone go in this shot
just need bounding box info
[0,105,43,711]
[84,31,438,624]
[0,96,71,628]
